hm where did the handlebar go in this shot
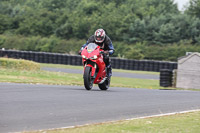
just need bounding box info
[99,51,104,54]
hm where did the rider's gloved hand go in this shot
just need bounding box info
[100,50,109,55]
[104,51,109,55]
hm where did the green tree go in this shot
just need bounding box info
[124,43,145,59]
[0,15,13,34]
[16,9,58,36]
[40,0,67,11]
[155,23,179,44]
[186,0,200,18]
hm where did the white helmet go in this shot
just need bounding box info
[94,29,106,43]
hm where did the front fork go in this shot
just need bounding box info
[84,63,97,79]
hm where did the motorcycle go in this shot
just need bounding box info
[81,43,110,90]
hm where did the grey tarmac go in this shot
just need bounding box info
[0,83,200,132]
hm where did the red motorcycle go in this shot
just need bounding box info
[81,43,110,90]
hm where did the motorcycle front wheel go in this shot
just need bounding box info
[84,66,93,90]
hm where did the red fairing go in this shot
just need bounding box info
[94,54,106,83]
[81,43,107,84]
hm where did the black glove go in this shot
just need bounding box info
[104,51,109,55]
[100,51,109,55]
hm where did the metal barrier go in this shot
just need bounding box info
[0,49,177,72]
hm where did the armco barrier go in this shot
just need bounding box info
[0,50,177,72]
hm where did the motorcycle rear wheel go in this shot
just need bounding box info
[98,77,110,90]
[84,66,93,90]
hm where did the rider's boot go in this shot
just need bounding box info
[106,64,112,80]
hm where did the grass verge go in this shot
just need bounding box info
[0,68,83,86]
[0,68,165,89]
[26,111,200,133]
[0,58,40,71]
[40,63,159,75]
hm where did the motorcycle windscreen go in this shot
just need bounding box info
[87,43,98,53]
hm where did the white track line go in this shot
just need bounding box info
[126,109,200,120]
[17,109,200,133]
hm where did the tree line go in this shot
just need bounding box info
[0,0,200,61]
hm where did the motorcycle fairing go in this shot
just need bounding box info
[81,43,107,84]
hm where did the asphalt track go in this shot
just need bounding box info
[41,67,159,80]
[1,83,200,132]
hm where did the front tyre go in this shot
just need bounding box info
[98,77,110,90]
[84,66,93,90]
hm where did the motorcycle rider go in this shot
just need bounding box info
[79,29,115,79]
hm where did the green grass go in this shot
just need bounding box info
[26,111,200,133]
[0,68,83,86]
[0,59,191,90]
[111,77,159,89]
[40,63,159,75]
[0,57,40,71]
[0,68,165,89]
[40,63,83,70]
[0,60,176,90]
